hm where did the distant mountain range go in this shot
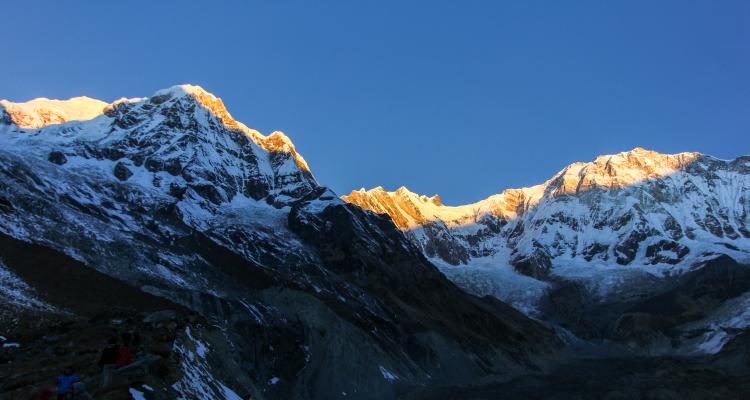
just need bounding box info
[344,147,750,351]
[1,86,749,399]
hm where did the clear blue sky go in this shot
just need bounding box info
[2,1,748,204]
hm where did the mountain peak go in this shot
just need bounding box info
[261,131,311,172]
[348,186,441,204]
[1,85,318,205]
[146,84,240,129]
[152,83,210,98]
[595,147,700,164]
[557,147,703,193]
[342,186,449,229]
[395,186,412,195]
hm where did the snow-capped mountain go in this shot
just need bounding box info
[0,85,560,399]
[345,148,750,274]
[5,85,316,207]
[343,148,750,351]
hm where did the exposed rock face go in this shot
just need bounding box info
[113,161,133,181]
[0,85,561,399]
[609,255,750,349]
[511,248,552,279]
[47,150,67,165]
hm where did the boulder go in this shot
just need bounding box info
[48,151,67,165]
[113,162,133,181]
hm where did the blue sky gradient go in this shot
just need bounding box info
[2,1,748,204]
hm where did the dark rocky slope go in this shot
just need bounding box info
[0,232,198,398]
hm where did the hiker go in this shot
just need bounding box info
[55,367,79,399]
[108,328,119,344]
[98,337,119,388]
[131,331,142,354]
[121,331,132,347]
[116,337,134,368]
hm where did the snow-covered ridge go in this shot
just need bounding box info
[0,96,109,128]
[343,147,707,228]
[0,260,53,312]
[542,147,701,196]
[343,147,750,313]
[344,146,750,242]
[343,186,446,229]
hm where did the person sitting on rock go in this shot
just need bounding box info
[55,367,80,399]
[121,332,132,348]
[98,337,120,388]
[98,337,119,369]
[116,335,134,368]
[108,328,119,343]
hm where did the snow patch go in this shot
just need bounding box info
[129,388,147,400]
[379,366,399,382]
[433,253,550,316]
[172,326,242,399]
[0,259,54,311]
[220,383,244,400]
